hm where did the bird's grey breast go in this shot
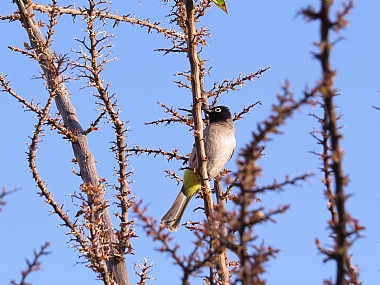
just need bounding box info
[187,121,235,178]
[204,121,236,178]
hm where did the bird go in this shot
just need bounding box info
[161,106,236,231]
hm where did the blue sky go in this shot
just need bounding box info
[1,1,379,284]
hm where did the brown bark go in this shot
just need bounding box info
[14,1,129,284]
[319,2,348,284]
[184,1,229,283]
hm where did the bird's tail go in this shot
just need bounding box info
[161,189,193,232]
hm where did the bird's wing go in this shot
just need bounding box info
[188,146,197,169]
[188,126,210,169]
[228,147,235,162]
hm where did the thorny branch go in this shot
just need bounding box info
[2,1,362,285]
[83,110,107,135]
[144,102,194,127]
[233,100,262,121]
[0,13,21,21]
[164,169,183,185]
[300,1,363,284]
[0,74,66,133]
[73,0,133,257]
[27,2,186,41]
[7,45,38,60]
[23,70,116,282]
[251,173,314,195]
[133,200,232,285]
[0,187,18,213]
[9,0,130,283]
[128,1,307,284]
[134,258,155,285]
[127,146,188,163]
[183,0,213,221]
[10,242,51,285]
[224,80,315,284]
[210,68,270,107]
[183,1,228,284]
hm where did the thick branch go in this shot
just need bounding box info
[13,0,129,283]
[184,0,228,284]
[184,0,213,218]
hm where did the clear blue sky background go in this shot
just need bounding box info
[1,1,379,284]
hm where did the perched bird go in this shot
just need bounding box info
[161,106,236,231]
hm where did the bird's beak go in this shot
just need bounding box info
[201,105,211,114]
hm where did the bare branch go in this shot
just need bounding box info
[0,73,66,133]
[83,110,107,135]
[0,12,20,22]
[134,258,156,285]
[126,146,188,163]
[76,1,133,258]
[0,187,18,213]
[233,100,262,121]
[10,242,51,285]
[301,1,362,284]
[7,45,38,60]
[163,169,183,185]
[251,173,314,195]
[210,68,270,106]
[231,79,315,284]
[13,0,130,283]
[144,102,193,127]
[31,3,186,41]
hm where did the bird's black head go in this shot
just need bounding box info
[205,106,232,123]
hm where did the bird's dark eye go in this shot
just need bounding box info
[214,107,221,112]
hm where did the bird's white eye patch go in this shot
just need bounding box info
[214,107,221,112]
